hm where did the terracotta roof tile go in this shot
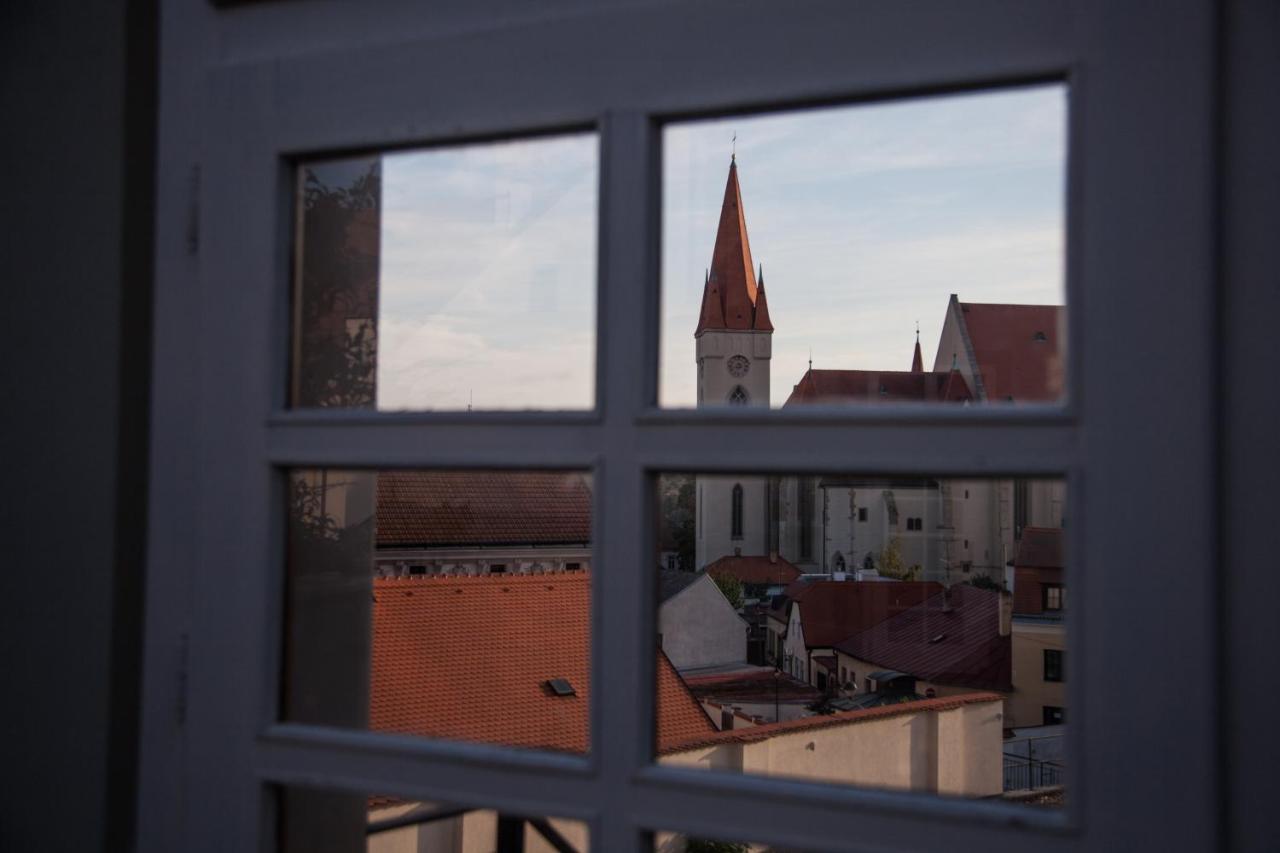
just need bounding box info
[783,369,972,406]
[375,471,591,548]
[1013,527,1064,568]
[370,573,716,754]
[705,554,801,586]
[772,581,943,648]
[835,585,1012,691]
[956,301,1065,402]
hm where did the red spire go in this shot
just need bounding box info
[753,264,773,331]
[696,159,762,335]
[911,328,923,372]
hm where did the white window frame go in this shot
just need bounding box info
[136,2,1221,852]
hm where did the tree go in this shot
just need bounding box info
[878,536,918,581]
[660,474,696,570]
[965,574,1004,592]
[710,571,745,610]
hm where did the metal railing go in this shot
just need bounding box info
[368,804,579,853]
[1002,753,1065,791]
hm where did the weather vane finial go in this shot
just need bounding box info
[731,131,737,162]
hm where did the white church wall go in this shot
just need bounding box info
[696,474,769,570]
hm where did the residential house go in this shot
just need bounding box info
[657,569,749,671]
[1008,527,1067,728]
[833,585,1013,706]
[767,580,941,688]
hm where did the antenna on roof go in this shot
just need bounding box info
[808,347,813,373]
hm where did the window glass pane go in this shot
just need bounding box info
[660,85,1067,408]
[655,473,1067,807]
[292,132,598,411]
[278,784,589,852]
[283,468,594,756]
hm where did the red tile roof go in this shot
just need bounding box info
[696,159,771,335]
[783,369,972,406]
[1013,527,1064,568]
[665,692,1004,753]
[835,585,1012,691]
[705,553,801,587]
[375,471,592,548]
[955,300,1065,402]
[773,581,943,648]
[682,669,822,704]
[370,573,716,754]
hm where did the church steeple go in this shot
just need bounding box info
[911,325,923,372]
[696,158,768,335]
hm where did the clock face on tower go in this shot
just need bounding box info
[727,355,750,377]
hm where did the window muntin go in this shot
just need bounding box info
[291,134,599,412]
[661,85,1067,411]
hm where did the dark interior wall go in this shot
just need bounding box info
[0,3,154,852]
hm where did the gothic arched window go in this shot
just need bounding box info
[731,483,744,539]
[833,552,846,572]
[727,385,749,405]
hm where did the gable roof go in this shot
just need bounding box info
[953,298,1065,402]
[658,568,702,603]
[835,585,1012,691]
[696,159,771,335]
[375,470,592,548]
[370,573,717,754]
[1013,527,1064,569]
[772,580,943,648]
[705,553,801,587]
[783,368,972,406]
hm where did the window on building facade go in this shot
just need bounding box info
[1044,649,1064,682]
[730,483,744,539]
[1043,706,1066,726]
[1043,584,1065,612]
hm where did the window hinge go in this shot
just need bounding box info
[185,164,201,256]
[176,631,189,725]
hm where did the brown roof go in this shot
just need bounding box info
[772,580,943,648]
[683,669,822,704]
[370,573,717,754]
[955,299,1065,402]
[696,159,771,335]
[911,335,924,372]
[666,692,1004,753]
[375,470,592,548]
[705,553,801,586]
[835,585,1012,691]
[1013,527,1064,569]
[783,368,972,406]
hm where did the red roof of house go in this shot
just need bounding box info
[1013,527,1064,569]
[667,692,1004,753]
[955,300,1065,402]
[370,573,717,754]
[683,669,822,704]
[375,471,592,548]
[783,368,972,406]
[696,159,771,335]
[705,553,801,586]
[772,580,943,648]
[835,585,1012,691]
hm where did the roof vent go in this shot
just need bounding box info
[545,678,576,697]
[1033,330,1048,341]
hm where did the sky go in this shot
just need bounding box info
[372,83,1065,410]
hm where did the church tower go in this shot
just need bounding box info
[695,157,774,570]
